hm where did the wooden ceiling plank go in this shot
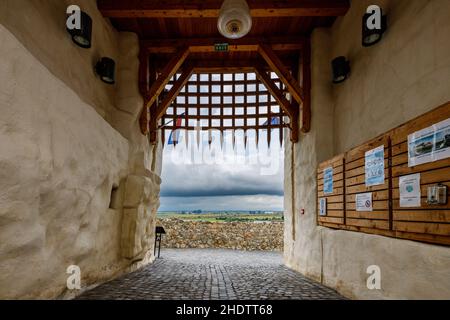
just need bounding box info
[98,0,350,18]
[254,66,295,118]
[258,43,304,105]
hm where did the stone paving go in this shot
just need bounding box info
[77,249,346,300]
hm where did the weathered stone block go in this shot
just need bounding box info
[121,207,146,259]
[123,174,160,205]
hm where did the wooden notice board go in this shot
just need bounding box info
[390,103,450,245]
[317,101,450,246]
[317,155,345,228]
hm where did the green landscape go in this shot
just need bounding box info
[158,211,284,223]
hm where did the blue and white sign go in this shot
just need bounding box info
[323,167,334,194]
[365,145,385,187]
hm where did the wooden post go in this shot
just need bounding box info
[300,37,311,133]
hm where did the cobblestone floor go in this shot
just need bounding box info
[77,249,345,300]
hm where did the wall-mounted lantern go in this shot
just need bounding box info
[332,57,350,84]
[66,10,92,49]
[362,6,387,47]
[95,57,116,84]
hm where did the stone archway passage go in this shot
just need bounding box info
[77,249,345,300]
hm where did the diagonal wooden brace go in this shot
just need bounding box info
[258,43,304,106]
[254,66,296,118]
[149,65,195,144]
[140,46,190,135]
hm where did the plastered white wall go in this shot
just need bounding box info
[284,0,450,299]
[0,1,162,299]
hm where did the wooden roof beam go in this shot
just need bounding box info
[155,57,299,73]
[98,0,350,18]
[258,43,304,106]
[190,59,263,73]
[142,36,305,54]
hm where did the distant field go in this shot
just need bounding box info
[158,212,284,223]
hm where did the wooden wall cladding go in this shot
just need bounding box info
[317,102,450,246]
[317,155,345,228]
[345,136,391,233]
[390,103,450,245]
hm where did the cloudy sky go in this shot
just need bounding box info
[159,129,285,211]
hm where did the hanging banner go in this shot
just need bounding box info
[323,167,334,194]
[399,173,421,208]
[365,145,385,187]
[408,117,450,167]
[356,193,373,212]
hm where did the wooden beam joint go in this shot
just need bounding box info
[140,46,190,136]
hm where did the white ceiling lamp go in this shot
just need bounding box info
[218,0,252,39]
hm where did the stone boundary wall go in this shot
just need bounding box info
[157,218,283,251]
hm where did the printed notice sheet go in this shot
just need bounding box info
[365,145,385,187]
[399,173,421,207]
[319,198,327,216]
[323,167,334,195]
[356,193,373,212]
[408,117,450,167]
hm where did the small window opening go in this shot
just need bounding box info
[109,185,120,209]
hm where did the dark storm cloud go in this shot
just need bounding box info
[160,160,284,198]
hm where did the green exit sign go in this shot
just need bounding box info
[214,43,229,52]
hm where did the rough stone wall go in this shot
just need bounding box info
[284,0,450,299]
[0,1,161,299]
[158,219,283,252]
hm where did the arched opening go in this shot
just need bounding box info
[157,70,287,251]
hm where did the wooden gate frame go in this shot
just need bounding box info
[137,38,312,144]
